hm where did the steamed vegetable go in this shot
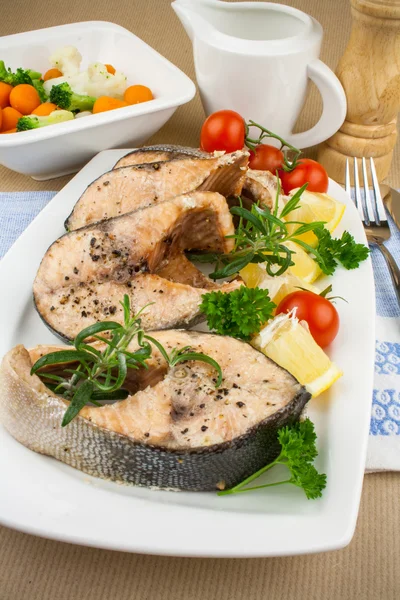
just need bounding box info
[0,61,33,86]
[10,84,41,115]
[43,49,128,99]
[0,46,154,132]
[1,107,22,131]
[43,68,63,82]
[92,96,127,113]
[32,102,57,116]
[50,82,96,112]
[16,110,74,131]
[124,85,153,105]
[0,82,12,108]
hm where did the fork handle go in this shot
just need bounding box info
[377,243,400,306]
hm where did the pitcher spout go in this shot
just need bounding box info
[172,1,215,44]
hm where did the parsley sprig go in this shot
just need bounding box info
[200,287,275,340]
[31,295,223,426]
[312,228,370,275]
[218,419,327,499]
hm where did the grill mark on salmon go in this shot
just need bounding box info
[65,150,249,231]
[34,192,241,340]
[0,331,310,490]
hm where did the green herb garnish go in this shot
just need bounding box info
[189,183,325,279]
[218,419,326,499]
[200,287,275,340]
[144,337,223,387]
[313,228,370,275]
[188,182,369,280]
[31,295,223,426]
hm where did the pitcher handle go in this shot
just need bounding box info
[286,60,347,149]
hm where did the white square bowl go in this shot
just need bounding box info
[0,21,196,180]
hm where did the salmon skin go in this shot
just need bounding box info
[113,144,210,169]
[65,149,249,231]
[0,331,310,491]
[34,191,241,341]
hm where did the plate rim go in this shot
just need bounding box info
[0,149,375,557]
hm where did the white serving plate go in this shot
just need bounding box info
[0,22,195,179]
[0,150,375,557]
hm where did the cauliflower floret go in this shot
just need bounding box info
[43,72,90,96]
[50,46,82,77]
[45,48,128,99]
[84,62,128,99]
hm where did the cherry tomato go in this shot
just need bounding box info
[279,159,329,194]
[276,290,339,348]
[248,144,284,172]
[200,110,245,153]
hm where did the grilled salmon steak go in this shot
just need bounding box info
[34,191,241,340]
[65,149,249,231]
[0,331,310,490]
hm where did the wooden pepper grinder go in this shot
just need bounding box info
[318,0,400,183]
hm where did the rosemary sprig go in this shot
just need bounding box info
[189,183,327,279]
[31,295,223,426]
[144,337,223,386]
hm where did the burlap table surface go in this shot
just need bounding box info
[0,1,399,598]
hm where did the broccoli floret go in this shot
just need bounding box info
[50,82,96,112]
[16,110,74,131]
[27,69,42,80]
[0,61,33,86]
[32,78,48,102]
[0,61,46,99]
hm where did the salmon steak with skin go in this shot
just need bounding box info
[0,331,310,491]
[65,149,249,231]
[112,145,287,213]
[34,191,241,341]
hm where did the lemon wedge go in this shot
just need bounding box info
[284,189,346,247]
[240,263,319,306]
[284,240,322,283]
[252,313,342,397]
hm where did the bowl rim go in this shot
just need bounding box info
[0,20,196,146]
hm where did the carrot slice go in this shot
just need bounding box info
[43,68,63,81]
[9,84,41,115]
[124,85,153,105]
[32,102,58,116]
[92,96,127,113]
[1,107,22,131]
[105,64,116,75]
[0,82,13,109]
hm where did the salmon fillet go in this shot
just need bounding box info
[65,150,249,231]
[34,191,241,340]
[0,332,310,490]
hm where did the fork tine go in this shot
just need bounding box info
[353,157,365,222]
[345,159,351,194]
[362,157,376,224]
[370,158,387,225]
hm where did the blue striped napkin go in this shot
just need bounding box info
[0,191,399,471]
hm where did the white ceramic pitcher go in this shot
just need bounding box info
[172,0,346,149]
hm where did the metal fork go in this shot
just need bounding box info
[345,157,400,306]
